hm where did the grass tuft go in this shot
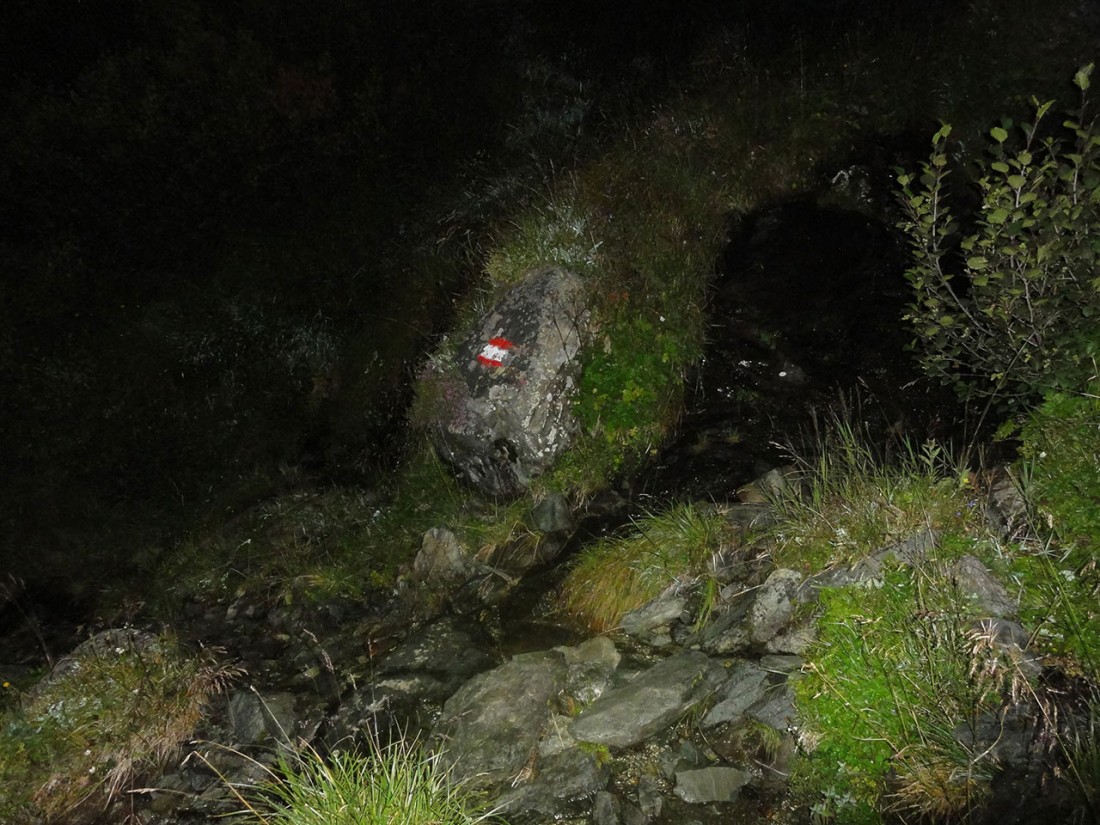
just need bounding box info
[559,502,729,632]
[768,406,981,574]
[230,735,504,825]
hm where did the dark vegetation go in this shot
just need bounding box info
[1,0,729,605]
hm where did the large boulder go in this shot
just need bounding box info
[419,266,590,496]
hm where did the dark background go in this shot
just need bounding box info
[0,0,1045,596]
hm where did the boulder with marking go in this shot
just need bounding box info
[417,266,590,496]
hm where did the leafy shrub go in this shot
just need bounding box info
[898,65,1100,411]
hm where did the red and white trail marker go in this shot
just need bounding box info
[476,337,514,367]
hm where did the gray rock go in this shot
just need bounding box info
[227,690,296,745]
[422,266,590,496]
[702,662,769,727]
[560,635,621,705]
[985,465,1027,539]
[619,588,688,637]
[531,491,574,533]
[326,615,498,744]
[758,654,804,674]
[693,589,753,654]
[592,790,622,825]
[372,615,497,687]
[413,527,475,585]
[673,766,751,803]
[746,683,798,732]
[749,568,803,644]
[800,528,938,596]
[493,745,609,818]
[766,619,816,654]
[953,555,1016,618]
[637,773,664,819]
[571,651,728,748]
[432,650,568,790]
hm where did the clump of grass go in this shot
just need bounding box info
[155,443,537,610]
[768,408,981,574]
[0,630,235,823]
[559,502,728,632]
[230,737,504,825]
[483,187,604,286]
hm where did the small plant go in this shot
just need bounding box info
[559,502,728,632]
[0,630,235,823]
[769,407,979,574]
[230,736,504,825]
[898,64,1100,412]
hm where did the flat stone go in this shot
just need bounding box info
[493,745,610,818]
[674,766,751,803]
[620,588,688,637]
[431,650,568,790]
[953,554,1016,618]
[702,662,769,726]
[571,651,728,748]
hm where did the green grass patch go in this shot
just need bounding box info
[1009,391,1100,678]
[769,412,982,575]
[151,443,534,611]
[794,566,1019,822]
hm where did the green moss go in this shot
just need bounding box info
[794,567,1005,822]
[1009,391,1100,676]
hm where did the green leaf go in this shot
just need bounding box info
[1075,63,1094,92]
[990,161,1010,174]
[1007,175,1027,189]
[990,126,1009,143]
[966,256,988,270]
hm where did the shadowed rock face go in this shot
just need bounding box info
[426,266,590,496]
